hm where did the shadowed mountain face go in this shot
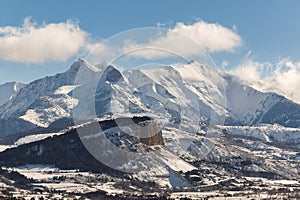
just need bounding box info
[261,98,300,127]
[1,59,300,138]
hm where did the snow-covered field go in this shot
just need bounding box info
[2,164,300,199]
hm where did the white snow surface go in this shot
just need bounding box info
[54,85,79,94]
[220,123,300,143]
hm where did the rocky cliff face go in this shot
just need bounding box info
[137,121,164,146]
[140,131,164,146]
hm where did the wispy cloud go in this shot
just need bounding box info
[125,21,242,59]
[228,58,300,104]
[0,17,87,63]
[172,21,242,53]
[228,59,272,83]
[87,21,242,62]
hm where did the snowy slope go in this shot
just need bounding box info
[125,64,226,126]
[126,62,300,127]
[220,123,300,144]
[0,59,100,130]
[224,75,281,125]
[0,59,97,118]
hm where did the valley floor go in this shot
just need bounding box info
[1,165,300,200]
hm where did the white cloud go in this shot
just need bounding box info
[121,37,201,60]
[172,21,242,53]
[128,21,242,59]
[266,59,300,104]
[228,58,300,104]
[87,21,242,62]
[0,19,242,65]
[0,17,87,63]
[228,59,272,83]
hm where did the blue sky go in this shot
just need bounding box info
[1,0,300,85]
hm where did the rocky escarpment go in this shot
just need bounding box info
[136,121,164,146]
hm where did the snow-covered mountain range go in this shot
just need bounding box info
[0,59,300,137]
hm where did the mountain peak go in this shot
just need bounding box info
[70,58,88,70]
[69,58,101,74]
[100,65,124,83]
